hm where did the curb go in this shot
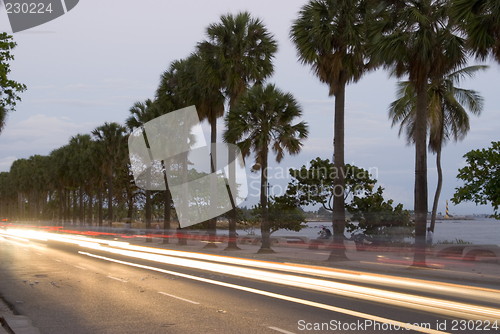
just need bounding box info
[0,299,40,334]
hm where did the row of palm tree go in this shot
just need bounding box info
[290,0,497,265]
[1,1,499,261]
[0,123,132,226]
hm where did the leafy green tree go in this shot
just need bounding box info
[452,0,500,63]
[369,0,467,267]
[290,0,374,260]
[198,11,278,249]
[389,65,486,233]
[224,83,308,253]
[452,141,500,219]
[249,195,307,234]
[346,186,412,243]
[0,33,27,133]
[287,158,377,213]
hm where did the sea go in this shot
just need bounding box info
[236,218,500,245]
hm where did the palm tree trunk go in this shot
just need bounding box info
[205,115,218,249]
[227,97,239,250]
[34,189,39,223]
[163,179,172,244]
[328,75,348,261]
[145,163,152,242]
[18,192,23,221]
[88,189,93,226]
[66,189,70,223]
[145,189,152,242]
[126,193,134,223]
[58,188,63,224]
[430,146,442,233]
[225,143,240,250]
[258,148,274,253]
[412,83,428,267]
[107,175,113,227]
[98,186,103,226]
[72,190,77,224]
[177,123,189,246]
[79,187,84,225]
[62,189,66,224]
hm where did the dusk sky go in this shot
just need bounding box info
[1,0,499,216]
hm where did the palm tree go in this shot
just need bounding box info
[452,0,500,63]
[91,122,127,227]
[198,11,278,249]
[126,99,162,241]
[290,0,373,260]
[389,65,486,233]
[156,56,224,244]
[370,0,467,266]
[0,172,16,220]
[224,84,308,253]
[89,141,106,226]
[68,134,94,225]
[9,158,30,220]
[48,146,70,223]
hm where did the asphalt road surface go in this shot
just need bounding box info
[0,230,499,334]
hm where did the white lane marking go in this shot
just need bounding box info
[74,266,86,270]
[268,326,295,334]
[158,292,200,305]
[54,259,61,262]
[80,252,449,334]
[106,276,127,282]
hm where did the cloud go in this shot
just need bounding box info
[32,99,119,107]
[379,183,413,209]
[0,156,17,172]
[0,114,100,165]
[30,85,55,90]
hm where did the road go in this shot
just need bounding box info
[0,229,499,334]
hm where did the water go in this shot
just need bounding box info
[236,218,500,245]
[431,218,500,245]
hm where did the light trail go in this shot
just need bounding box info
[28,229,498,304]
[2,229,499,322]
[80,251,450,334]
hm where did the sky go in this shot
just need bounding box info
[0,0,499,216]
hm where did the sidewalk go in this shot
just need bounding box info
[0,299,40,334]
